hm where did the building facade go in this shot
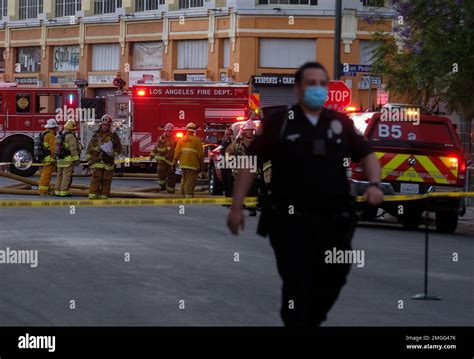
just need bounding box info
[0,0,394,108]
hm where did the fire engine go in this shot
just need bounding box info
[0,84,79,177]
[0,82,253,177]
[80,82,251,171]
[350,104,469,233]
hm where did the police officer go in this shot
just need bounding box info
[227,62,384,327]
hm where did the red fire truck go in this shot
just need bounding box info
[0,82,251,176]
[0,84,79,177]
[82,82,251,171]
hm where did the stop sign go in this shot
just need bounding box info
[325,80,351,111]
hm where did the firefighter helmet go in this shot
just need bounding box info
[242,120,256,131]
[45,118,59,128]
[186,122,197,132]
[101,114,113,126]
[64,120,77,130]
[164,123,174,132]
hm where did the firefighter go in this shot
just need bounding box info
[87,115,123,200]
[150,122,177,194]
[55,120,81,197]
[173,123,204,198]
[220,127,234,197]
[38,119,59,196]
[226,120,258,216]
[228,62,384,327]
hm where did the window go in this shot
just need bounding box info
[179,0,203,9]
[53,46,80,72]
[36,94,62,114]
[133,42,163,70]
[55,0,81,17]
[135,0,164,12]
[92,44,120,71]
[259,38,316,68]
[19,0,43,20]
[17,47,41,73]
[0,48,5,73]
[16,94,31,114]
[94,0,122,15]
[223,39,231,69]
[360,41,380,65]
[0,0,7,20]
[177,40,208,69]
[258,0,318,5]
[362,0,385,6]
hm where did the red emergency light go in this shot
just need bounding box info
[175,132,184,139]
[236,116,245,121]
[137,89,146,97]
[344,105,359,113]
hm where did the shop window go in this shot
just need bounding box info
[17,47,41,73]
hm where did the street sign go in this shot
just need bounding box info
[358,75,382,90]
[325,80,352,111]
[341,72,357,77]
[341,63,373,75]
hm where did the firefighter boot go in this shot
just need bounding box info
[99,170,114,199]
[39,164,55,196]
[89,168,104,199]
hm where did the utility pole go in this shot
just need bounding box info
[333,0,342,80]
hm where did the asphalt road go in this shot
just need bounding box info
[0,177,472,326]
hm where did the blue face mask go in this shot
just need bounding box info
[304,85,328,109]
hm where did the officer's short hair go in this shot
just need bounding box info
[295,62,330,84]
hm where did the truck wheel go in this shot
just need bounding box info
[209,166,223,195]
[435,212,458,234]
[3,142,37,177]
[399,207,423,230]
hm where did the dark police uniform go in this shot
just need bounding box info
[247,104,372,327]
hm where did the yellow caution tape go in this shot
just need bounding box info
[0,192,473,208]
[0,157,155,168]
[0,197,257,208]
[355,192,474,202]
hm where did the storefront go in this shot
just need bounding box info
[251,74,297,108]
